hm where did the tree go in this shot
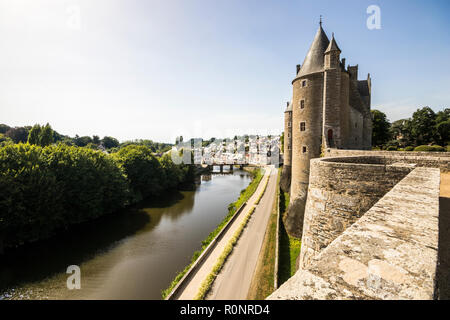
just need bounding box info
[0,124,11,134]
[27,124,42,145]
[39,123,54,147]
[5,127,29,143]
[390,119,413,147]
[410,107,437,145]
[436,121,450,145]
[371,110,391,147]
[435,108,450,145]
[74,135,93,147]
[101,136,119,149]
[92,135,101,145]
[113,145,165,201]
[0,133,13,146]
[435,108,450,124]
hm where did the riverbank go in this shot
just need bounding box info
[0,144,196,251]
[1,171,252,300]
[161,168,264,298]
[202,166,277,299]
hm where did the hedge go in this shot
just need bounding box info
[413,145,446,152]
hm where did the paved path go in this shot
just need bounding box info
[206,166,278,300]
[175,166,275,300]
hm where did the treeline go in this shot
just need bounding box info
[0,123,172,153]
[372,106,450,151]
[0,143,195,249]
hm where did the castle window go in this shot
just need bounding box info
[302,80,307,87]
[300,100,305,109]
[288,145,291,150]
[288,122,291,128]
[302,146,307,153]
[300,122,306,132]
[288,133,291,138]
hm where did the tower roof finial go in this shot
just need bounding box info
[320,15,322,27]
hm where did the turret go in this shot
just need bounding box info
[280,101,293,193]
[348,64,358,84]
[322,33,342,149]
[324,33,341,69]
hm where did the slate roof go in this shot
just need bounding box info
[296,25,330,78]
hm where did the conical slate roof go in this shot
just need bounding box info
[285,101,293,112]
[325,34,341,53]
[297,25,330,78]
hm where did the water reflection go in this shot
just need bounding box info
[0,171,251,300]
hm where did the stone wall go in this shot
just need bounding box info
[298,156,414,269]
[268,167,441,300]
[347,107,364,149]
[325,149,450,171]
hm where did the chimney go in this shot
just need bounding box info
[296,64,301,74]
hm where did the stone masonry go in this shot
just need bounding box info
[269,165,441,300]
[283,22,372,238]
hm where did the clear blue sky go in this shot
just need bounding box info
[1,0,449,143]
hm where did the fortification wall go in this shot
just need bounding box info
[269,167,441,300]
[298,156,414,269]
[325,149,450,171]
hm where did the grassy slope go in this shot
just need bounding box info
[278,187,302,285]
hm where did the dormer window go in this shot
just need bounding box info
[302,80,307,87]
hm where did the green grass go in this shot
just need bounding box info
[161,168,264,299]
[255,177,269,205]
[247,167,280,300]
[194,206,257,300]
[278,189,302,285]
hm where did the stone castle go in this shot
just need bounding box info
[281,22,373,238]
[271,22,450,299]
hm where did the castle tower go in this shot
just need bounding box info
[322,34,342,149]
[280,101,293,192]
[283,23,329,238]
[283,22,372,239]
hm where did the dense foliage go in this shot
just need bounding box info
[372,107,449,151]
[0,143,194,248]
[0,123,173,153]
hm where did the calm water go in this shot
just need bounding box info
[0,170,251,300]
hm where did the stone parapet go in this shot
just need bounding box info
[268,167,440,300]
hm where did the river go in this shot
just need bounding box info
[0,170,251,300]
